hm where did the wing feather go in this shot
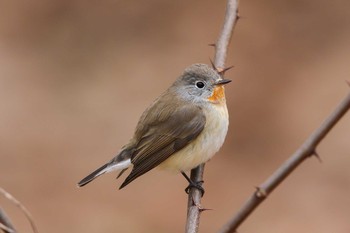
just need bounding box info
[119,103,206,189]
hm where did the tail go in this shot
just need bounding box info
[77,163,109,187]
[77,153,132,187]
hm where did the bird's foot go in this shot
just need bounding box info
[185,180,205,197]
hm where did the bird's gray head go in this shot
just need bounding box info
[172,63,231,104]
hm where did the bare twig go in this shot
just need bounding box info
[185,0,240,232]
[219,91,350,233]
[185,165,205,233]
[214,0,240,70]
[0,209,16,233]
[0,187,39,233]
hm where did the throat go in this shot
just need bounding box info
[208,86,226,104]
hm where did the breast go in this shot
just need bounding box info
[160,102,229,172]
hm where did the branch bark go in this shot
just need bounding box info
[219,91,350,233]
[185,0,239,232]
[185,164,205,233]
[0,187,39,233]
[0,209,16,233]
[214,0,240,69]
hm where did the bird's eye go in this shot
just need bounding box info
[195,81,205,89]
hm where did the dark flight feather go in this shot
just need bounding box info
[119,103,206,189]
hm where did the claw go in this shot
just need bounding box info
[181,172,205,197]
[185,180,205,197]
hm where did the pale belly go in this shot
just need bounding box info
[159,102,229,171]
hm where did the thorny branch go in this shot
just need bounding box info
[0,187,39,233]
[185,0,240,232]
[0,208,16,233]
[219,91,350,233]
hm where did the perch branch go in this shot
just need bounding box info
[214,0,240,69]
[185,0,239,232]
[185,164,206,233]
[0,187,39,233]
[219,91,350,233]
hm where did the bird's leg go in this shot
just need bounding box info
[181,171,205,197]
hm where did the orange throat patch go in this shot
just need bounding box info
[208,86,226,104]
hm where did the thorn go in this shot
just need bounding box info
[209,58,218,71]
[218,65,234,76]
[236,11,247,21]
[236,11,241,20]
[191,197,212,212]
[209,58,226,74]
[208,43,216,47]
[255,186,267,198]
[312,150,322,163]
[199,207,213,212]
[209,59,234,75]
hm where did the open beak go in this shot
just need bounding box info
[215,79,232,85]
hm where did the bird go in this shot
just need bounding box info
[77,63,231,195]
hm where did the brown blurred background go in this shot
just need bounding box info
[1,0,350,232]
